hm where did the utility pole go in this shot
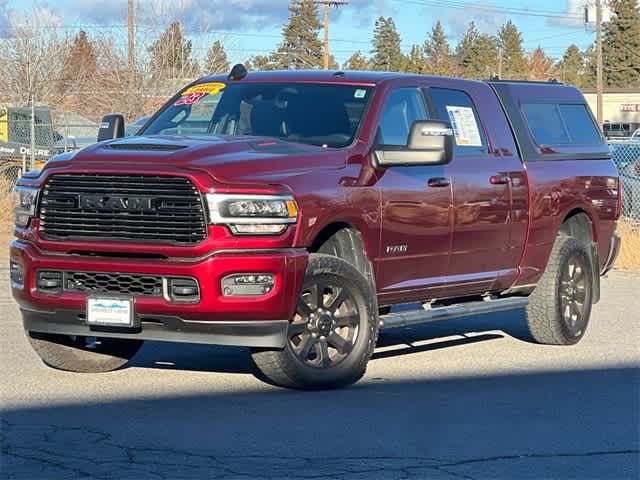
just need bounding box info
[595,0,604,127]
[315,1,348,70]
[127,0,136,115]
[497,48,503,79]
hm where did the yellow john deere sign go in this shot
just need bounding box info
[0,107,8,143]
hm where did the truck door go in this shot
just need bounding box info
[375,87,452,304]
[425,86,526,297]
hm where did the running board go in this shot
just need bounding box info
[379,296,529,330]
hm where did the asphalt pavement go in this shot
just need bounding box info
[1,271,639,479]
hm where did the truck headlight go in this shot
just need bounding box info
[13,186,39,227]
[206,194,298,235]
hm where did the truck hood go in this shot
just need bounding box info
[44,135,347,184]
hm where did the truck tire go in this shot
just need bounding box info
[525,234,594,345]
[27,332,143,373]
[252,254,379,390]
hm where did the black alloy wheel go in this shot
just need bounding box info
[559,253,589,338]
[288,281,360,368]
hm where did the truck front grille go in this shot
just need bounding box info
[39,174,207,245]
[65,271,163,296]
[36,270,200,302]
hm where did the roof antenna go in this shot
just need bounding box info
[228,64,248,81]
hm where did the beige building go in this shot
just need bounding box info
[582,88,640,136]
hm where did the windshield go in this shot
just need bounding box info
[142,82,373,148]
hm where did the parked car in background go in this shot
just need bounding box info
[603,122,640,139]
[52,135,96,155]
[632,128,640,140]
[124,116,150,137]
[53,116,150,155]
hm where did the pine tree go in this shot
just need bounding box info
[582,45,598,88]
[557,44,585,86]
[328,54,339,70]
[370,17,406,72]
[273,0,323,69]
[64,30,97,86]
[148,21,198,80]
[246,55,279,71]
[456,22,498,79]
[404,45,425,73]
[343,51,369,70]
[204,40,229,74]
[498,20,527,79]
[527,47,557,81]
[423,21,453,76]
[603,0,640,87]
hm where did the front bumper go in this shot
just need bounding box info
[21,309,289,348]
[11,240,308,347]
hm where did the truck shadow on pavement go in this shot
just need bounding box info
[129,309,528,375]
[2,366,638,479]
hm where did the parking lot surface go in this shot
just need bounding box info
[1,271,639,479]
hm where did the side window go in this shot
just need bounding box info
[558,104,602,145]
[378,88,428,146]
[428,88,487,155]
[521,104,569,145]
[521,103,602,146]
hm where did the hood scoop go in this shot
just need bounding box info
[104,143,188,152]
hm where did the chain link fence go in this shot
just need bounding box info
[0,105,99,185]
[610,139,640,224]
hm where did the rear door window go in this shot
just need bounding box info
[521,103,601,146]
[521,104,569,145]
[427,88,487,155]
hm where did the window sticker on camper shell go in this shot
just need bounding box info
[175,82,226,106]
[445,105,482,147]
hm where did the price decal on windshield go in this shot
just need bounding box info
[175,82,226,105]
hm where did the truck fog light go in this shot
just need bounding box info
[222,274,275,296]
[10,261,24,288]
[230,224,287,235]
[36,271,63,295]
[166,278,200,303]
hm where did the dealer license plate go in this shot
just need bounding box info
[87,297,134,327]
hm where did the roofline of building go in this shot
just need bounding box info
[581,88,640,94]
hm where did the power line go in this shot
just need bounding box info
[394,0,583,20]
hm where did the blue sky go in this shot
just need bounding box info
[1,0,597,64]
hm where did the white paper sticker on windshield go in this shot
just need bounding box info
[445,106,482,147]
[354,89,367,99]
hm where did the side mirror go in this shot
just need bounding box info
[374,120,454,167]
[97,114,125,142]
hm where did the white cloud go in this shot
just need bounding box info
[56,0,290,32]
[348,0,399,29]
[1,2,64,37]
[549,0,587,28]
[0,0,11,37]
[26,0,393,34]
[447,2,506,38]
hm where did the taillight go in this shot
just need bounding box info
[616,179,623,219]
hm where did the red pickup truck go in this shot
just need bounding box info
[11,66,622,389]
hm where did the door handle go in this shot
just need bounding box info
[490,175,510,185]
[428,177,450,188]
